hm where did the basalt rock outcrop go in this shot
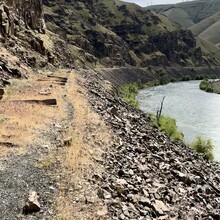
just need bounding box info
[0,0,47,83]
[43,0,220,68]
[0,0,45,37]
[0,0,75,85]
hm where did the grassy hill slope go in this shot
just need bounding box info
[190,12,220,45]
[163,7,195,29]
[147,0,220,24]
[43,0,220,68]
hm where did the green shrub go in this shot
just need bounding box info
[159,116,184,141]
[206,87,214,93]
[151,115,183,141]
[118,83,140,108]
[181,76,192,81]
[117,80,150,108]
[136,79,145,89]
[199,79,208,91]
[195,75,204,80]
[190,137,214,160]
[159,76,170,85]
[123,96,139,108]
[199,79,215,93]
[170,78,177,83]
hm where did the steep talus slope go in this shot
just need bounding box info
[43,0,220,67]
[82,69,220,219]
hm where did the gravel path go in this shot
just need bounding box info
[0,71,74,219]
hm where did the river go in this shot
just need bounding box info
[136,81,220,161]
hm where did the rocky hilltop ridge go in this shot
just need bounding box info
[147,0,220,25]
[43,0,220,67]
[147,0,220,49]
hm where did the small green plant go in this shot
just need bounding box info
[118,80,150,108]
[181,76,192,81]
[159,76,170,85]
[149,96,183,142]
[190,137,214,160]
[199,78,209,91]
[118,83,140,108]
[151,114,184,141]
[199,78,214,93]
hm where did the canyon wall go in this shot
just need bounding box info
[0,0,45,37]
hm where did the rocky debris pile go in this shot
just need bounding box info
[82,69,220,219]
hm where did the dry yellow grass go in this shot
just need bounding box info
[0,69,113,218]
[55,72,113,220]
[0,71,67,156]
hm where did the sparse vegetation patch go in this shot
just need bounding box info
[150,114,184,141]
[117,80,148,108]
[190,137,214,160]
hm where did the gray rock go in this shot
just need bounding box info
[23,191,41,214]
[153,200,170,215]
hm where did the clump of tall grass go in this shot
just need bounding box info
[190,137,214,160]
[150,114,184,141]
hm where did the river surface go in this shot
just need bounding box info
[136,81,220,161]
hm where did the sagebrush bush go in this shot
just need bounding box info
[199,79,208,91]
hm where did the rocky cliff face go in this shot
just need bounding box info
[149,30,204,66]
[0,0,45,37]
[0,0,75,86]
[43,0,220,68]
[0,0,48,85]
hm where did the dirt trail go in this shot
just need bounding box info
[0,70,108,219]
[55,71,113,220]
[0,70,72,219]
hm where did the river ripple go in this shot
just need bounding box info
[136,81,220,161]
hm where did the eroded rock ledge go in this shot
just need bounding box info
[0,0,45,36]
[82,69,220,219]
